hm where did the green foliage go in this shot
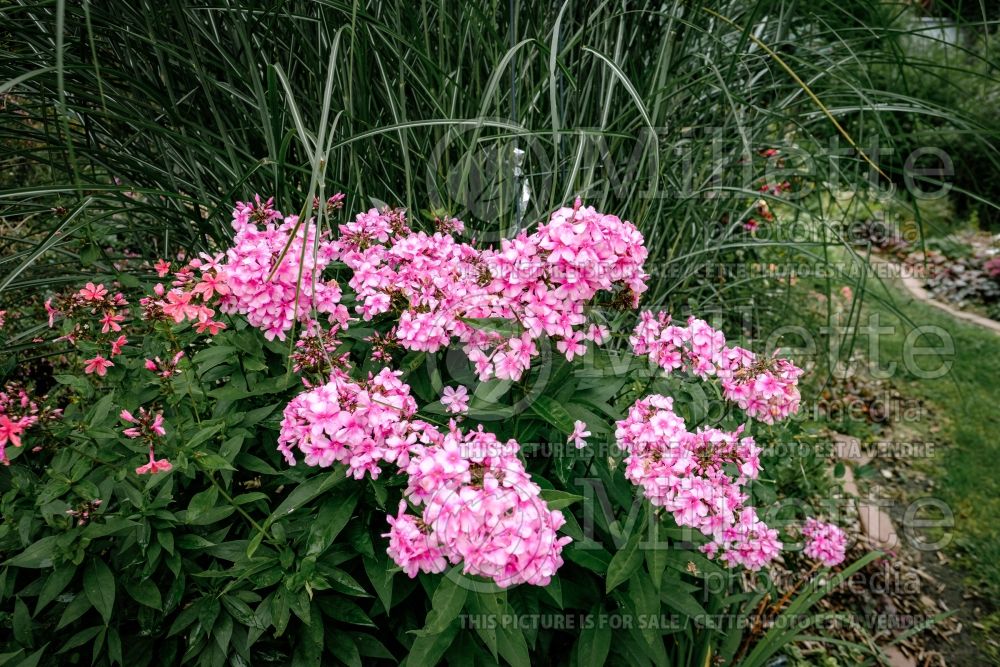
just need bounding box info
[0,264,849,666]
[1,0,992,323]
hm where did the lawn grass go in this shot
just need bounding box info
[859,273,1000,598]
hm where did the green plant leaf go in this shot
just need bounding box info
[123,579,162,611]
[305,492,358,557]
[527,394,576,433]
[83,559,115,625]
[4,536,58,569]
[605,529,644,593]
[575,603,612,667]
[416,573,468,636]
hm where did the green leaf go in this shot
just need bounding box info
[57,627,101,654]
[186,487,219,523]
[83,558,115,625]
[645,522,669,591]
[89,392,115,427]
[363,552,394,613]
[497,620,531,667]
[316,598,376,628]
[565,541,612,574]
[416,573,468,636]
[193,345,238,372]
[11,646,46,667]
[35,564,75,615]
[107,627,122,666]
[4,536,58,569]
[13,598,32,646]
[605,529,644,593]
[186,422,224,449]
[266,470,346,528]
[526,394,577,433]
[306,492,358,557]
[80,244,99,265]
[194,452,237,471]
[56,594,91,630]
[404,622,459,667]
[575,604,612,667]
[659,588,708,622]
[123,579,162,610]
[539,489,585,511]
[326,629,360,667]
[458,317,522,337]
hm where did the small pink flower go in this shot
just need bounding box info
[79,282,108,301]
[191,273,228,300]
[194,320,227,335]
[440,386,470,414]
[802,518,847,567]
[0,415,25,451]
[110,335,128,356]
[136,448,172,475]
[154,259,171,277]
[100,311,125,333]
[83,356,114,376]
[150,413,166,437]
[44,299,58,327]
[568,420,590,449]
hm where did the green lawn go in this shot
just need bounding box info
[860,275,1000,598]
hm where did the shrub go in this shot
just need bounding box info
[0,197,852,666]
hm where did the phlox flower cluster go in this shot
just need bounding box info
[336,208,495,354]
[119,408,171,475]
[46,282,131,374]
[475,200,646,372]
[276,368,419,478]
[631,310,803,424]
[217,196,348,341]
[801,518,848,567]
[66,498,103,527]
[614,394,781,571]
[289,325,349,379]
[145,351,185,379]
[276,368,570,587]
[718,346,804,424]
[333,200,647,382]
[0,382,59,465]
[140,253,228,335]
[388,423,571,588]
